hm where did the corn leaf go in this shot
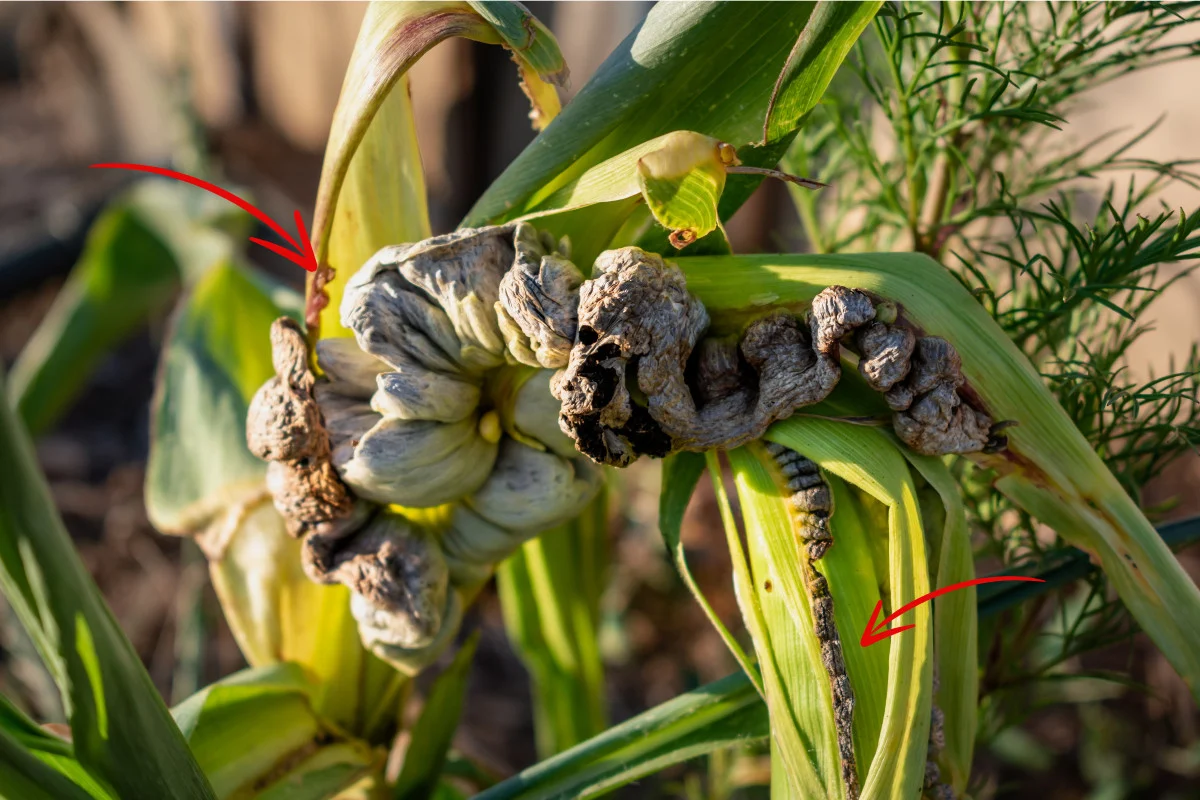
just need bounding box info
[636,133,728,248]
[309,0,564,338]
[172,662,378,800]
[466,2,823,227]
[976,515,1200,618]
[0,724,97,800]
[0,694,112,799]
[0,368,215,798]
[475,670,766,800]
[496,494,608,757]
[760,2,881,145]
[763,418,934,799]
[393,633,480,800]
[820,474,889,768]
[901,451,977,793]
[465,1,567,130]
[660,453,761,694]
[728,444,840,798]
[8,181,241,437]
[678,251,1200,700]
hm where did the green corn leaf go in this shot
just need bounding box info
[820,474,889,768]
[475,670,766,800]
[760,417,935,799]
[760,2,882,145]
[393,633,480,800]
[901,451,977,794]
[0,368,215,798]
[309,0,564,339]
[172,662,378,799]
[8,181,246,437]
[660,452,761,694]
[677,250,1200,701]
[727,445,839,798]
[0,694,113,798]
[466,2,823,227]
[496,494,608,757]
[468,1,879,260]
[0,723,97,800]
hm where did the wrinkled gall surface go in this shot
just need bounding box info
[247,222,1003,669]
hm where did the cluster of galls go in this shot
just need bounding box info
[247,222,1002,671]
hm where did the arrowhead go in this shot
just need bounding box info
[248,211,319,273]
[859,600,915,648]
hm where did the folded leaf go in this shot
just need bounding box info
[309,0,566,338]
[174,663,378,800]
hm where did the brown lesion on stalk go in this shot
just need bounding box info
[764,440,860,800]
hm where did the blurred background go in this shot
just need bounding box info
[0,3,1198,798]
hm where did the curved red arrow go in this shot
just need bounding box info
[90,163,318,273]
[860,575,1045,648]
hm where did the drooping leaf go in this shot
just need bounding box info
[636,132,730,249]
[308,0,565,338]
[474,671,766,800]
[393,633,480,800]
[975,515,1200,618]
[0,368,215,799]
[466,1,567,130]
[8,181,247,437]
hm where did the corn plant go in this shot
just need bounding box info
[2,2,1199,799]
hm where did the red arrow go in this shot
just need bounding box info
[859,575,1045,647]
[90,163,318,273]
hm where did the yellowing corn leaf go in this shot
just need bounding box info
[308,0,567,340]
[636,132,731,248]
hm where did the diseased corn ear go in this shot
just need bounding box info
[680,250,1200,701]
[147,263,403,735]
